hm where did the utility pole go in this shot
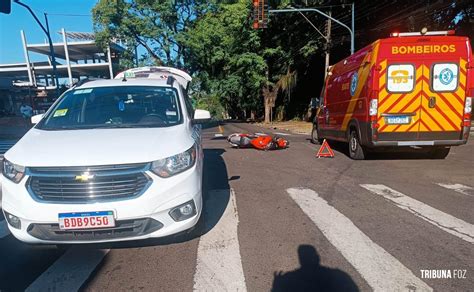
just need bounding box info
[351,2,355,54]
[324,11,332,78]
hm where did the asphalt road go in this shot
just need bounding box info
[0,122,473,291]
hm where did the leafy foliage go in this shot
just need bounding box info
[92,0,474,120]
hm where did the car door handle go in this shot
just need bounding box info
[428,96,436,108]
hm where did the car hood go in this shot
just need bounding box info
[5,125,194,167]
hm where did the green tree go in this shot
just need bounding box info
[183,0,267,119]
[92,0,210,67]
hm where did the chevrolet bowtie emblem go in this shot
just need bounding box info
[75,172,94,182]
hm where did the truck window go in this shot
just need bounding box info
[387,64,415,93]
[432,63,458,92]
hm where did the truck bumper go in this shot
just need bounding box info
[370,139,467,147]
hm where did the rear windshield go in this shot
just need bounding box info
[37,86,182,130]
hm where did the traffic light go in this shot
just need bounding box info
[252,0,268,29]
[0,0,11,14]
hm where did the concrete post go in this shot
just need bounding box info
[20,30,34,86]
[62,28,73,86]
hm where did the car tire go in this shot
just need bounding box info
[311,124,323,145]
[349,130,366,160]
[430,147,450,159]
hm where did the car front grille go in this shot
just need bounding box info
[27,163,152,203]
[27,218,163,241]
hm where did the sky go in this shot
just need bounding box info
[0,0,98,63]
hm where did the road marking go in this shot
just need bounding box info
[193,189,247,291]
[0,220,9,239]
[26,247,109,292]
[254,132,266,136]
[274,132,291,136]
[214,133,224,137]
[287,187,432,292]
[361,184,474,244]
[437,183,473,196]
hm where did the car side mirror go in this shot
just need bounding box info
[31,114,44,124]
[193,109,211,124]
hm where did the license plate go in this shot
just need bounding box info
[385,116,410,125]
[58,211,115,230]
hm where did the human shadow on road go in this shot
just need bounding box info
[271,245,359,292]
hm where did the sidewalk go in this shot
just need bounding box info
[256,120,312,135]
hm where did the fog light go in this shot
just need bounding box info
[4,211,21,229]
[169,200,196,222]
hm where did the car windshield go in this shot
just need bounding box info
[37,86,182,130]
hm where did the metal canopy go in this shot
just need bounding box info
[0,29,126,87]
[27,41,124,62]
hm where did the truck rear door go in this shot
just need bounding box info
[377,61,421,141]
[377,38,468,143]
[417,58,466,141]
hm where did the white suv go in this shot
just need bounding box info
[1,67,210,244]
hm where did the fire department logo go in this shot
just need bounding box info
[350,72,358,96]
[439,68,454,85]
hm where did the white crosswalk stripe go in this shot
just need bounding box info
[361,184,474,243]
[26,247,109,292]
[193,188,247,291]
[0,219,9,239]
[437,183,473,196]
[287,187,432,292]
[6,183,472,290]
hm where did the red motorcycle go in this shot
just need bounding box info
[227,133,289,150]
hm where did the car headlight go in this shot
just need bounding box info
[2,159,25,183]
[151,144,197,178]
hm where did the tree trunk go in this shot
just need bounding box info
[263,86,276,124]
[264,97,271,123]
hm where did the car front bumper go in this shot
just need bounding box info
[1,165,202,244]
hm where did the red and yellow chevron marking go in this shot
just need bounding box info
[341,41,381,131]
[377,58,467,133]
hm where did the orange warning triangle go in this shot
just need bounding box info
[316,139,335,158]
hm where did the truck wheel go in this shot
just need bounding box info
[349,130,366,160]
[311,124,323,145]
[430,147,450,159]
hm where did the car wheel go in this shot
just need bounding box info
[311,124,323,145]
[430,147,450,159]
[349,130,366,160]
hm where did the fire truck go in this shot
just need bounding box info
[312,30,473,159]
